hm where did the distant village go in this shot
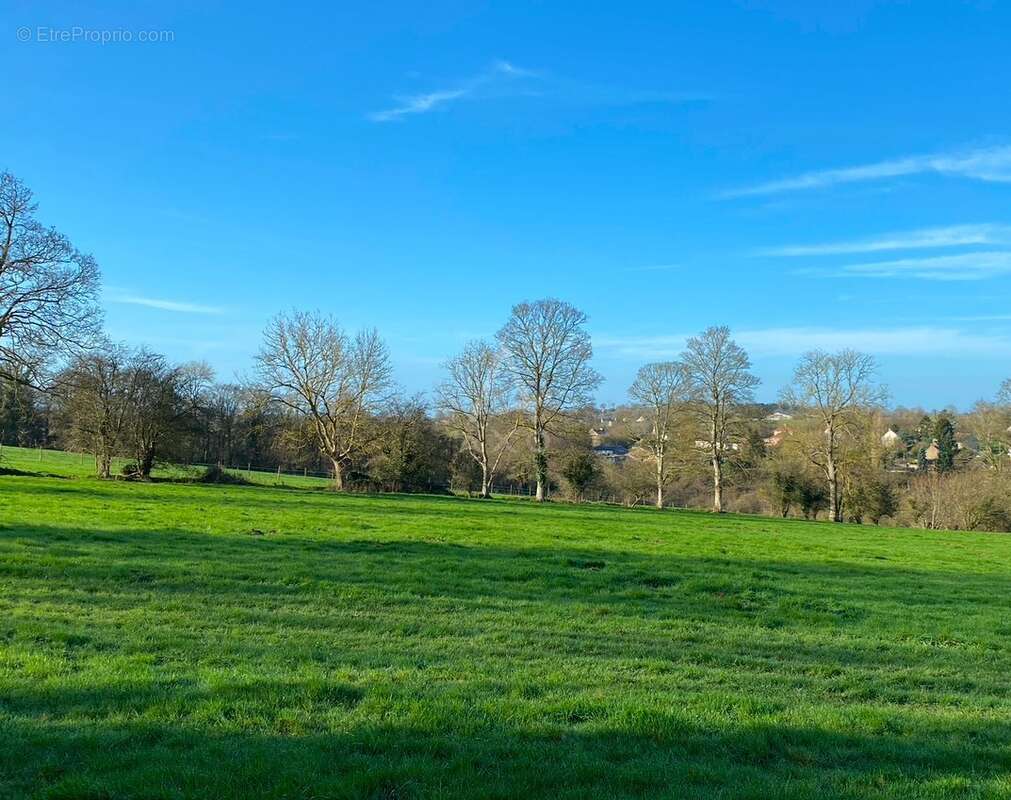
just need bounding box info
[587,404,1011,472]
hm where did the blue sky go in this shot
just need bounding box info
[5,0,1011,408]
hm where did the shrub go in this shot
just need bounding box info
[847,472,898,524]
[798,480,829,520]
[561,452,599,502]
[899,470,1011,532]
[200,465,251,485]
[121,462,143,480]
[763,462,827,519]
[449,450,483,496]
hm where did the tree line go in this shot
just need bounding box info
[3,169,1011,530]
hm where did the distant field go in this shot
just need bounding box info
[1,449,1010,799]
[0,444,335,489]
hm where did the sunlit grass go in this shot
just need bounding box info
[1,448,1010,798]
[0,444,334,489]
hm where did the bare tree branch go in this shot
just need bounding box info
[0,171,102,388]
[682,326,759,513]
[629,360,690,509]
[436,340,519,498]
[253,310,391,489]
[781,349,887,522]
[496,298,602,501]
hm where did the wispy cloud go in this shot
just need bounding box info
[736,327,1011,357]
[596,326,1011,360]
[947,313,1011,322]
[368,60,535,122]
[723,144,1011,198]
[108,294,224,315]
[369,60,707,122]
[491,59,538,78]
[761,224,1011,257]
[369,89,470,122]
[813,251,1011,281]
[596,333,688,359]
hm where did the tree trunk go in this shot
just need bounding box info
[826,427,842,522]
[479,439,492,498]
[534,427,547,502]
[655,452,664,510]
[710,416,724,513]
[711,454,723,513]
[827,459,841,522]
[480,461,491,499]
[139,446,155,478]
[331,457,344,491]
[97,450,112,479]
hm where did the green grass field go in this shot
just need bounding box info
[2,447,1010,799]
[0,445,335,489]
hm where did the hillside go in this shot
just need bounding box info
[1,448,1010,799]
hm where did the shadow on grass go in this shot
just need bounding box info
[2,677,1010,800]
[5,520,1009,609]
[4,500,1011,798]
[5,523,1011,682]
[0,466,70,479]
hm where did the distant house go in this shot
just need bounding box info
[924,441,940,462]
[881,428,901,447]
[593,444,629,463]
[694,440,740,452]
[765,411,793,422]
[589,427,606,444]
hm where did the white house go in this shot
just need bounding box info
[881,428,901,447]
[694,440,740,452]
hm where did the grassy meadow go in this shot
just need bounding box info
[0,445,335,489]
[1,446,1010,799]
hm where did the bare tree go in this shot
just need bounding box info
[496,299,602,501]
[999,378,1011,407]
[254,311,391,490]
[968,380,1011,472]
[205,383,244,466]
[682,326,759,513]
[0,171,101,386]
[437,340,519,498]
[126,356,212,477]
[782,350,886,522]
[59,343,145,478]
[629,360,690,509]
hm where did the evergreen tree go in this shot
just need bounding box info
[933,414,957,473]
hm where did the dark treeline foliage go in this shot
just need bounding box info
[3,169,1011,530]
